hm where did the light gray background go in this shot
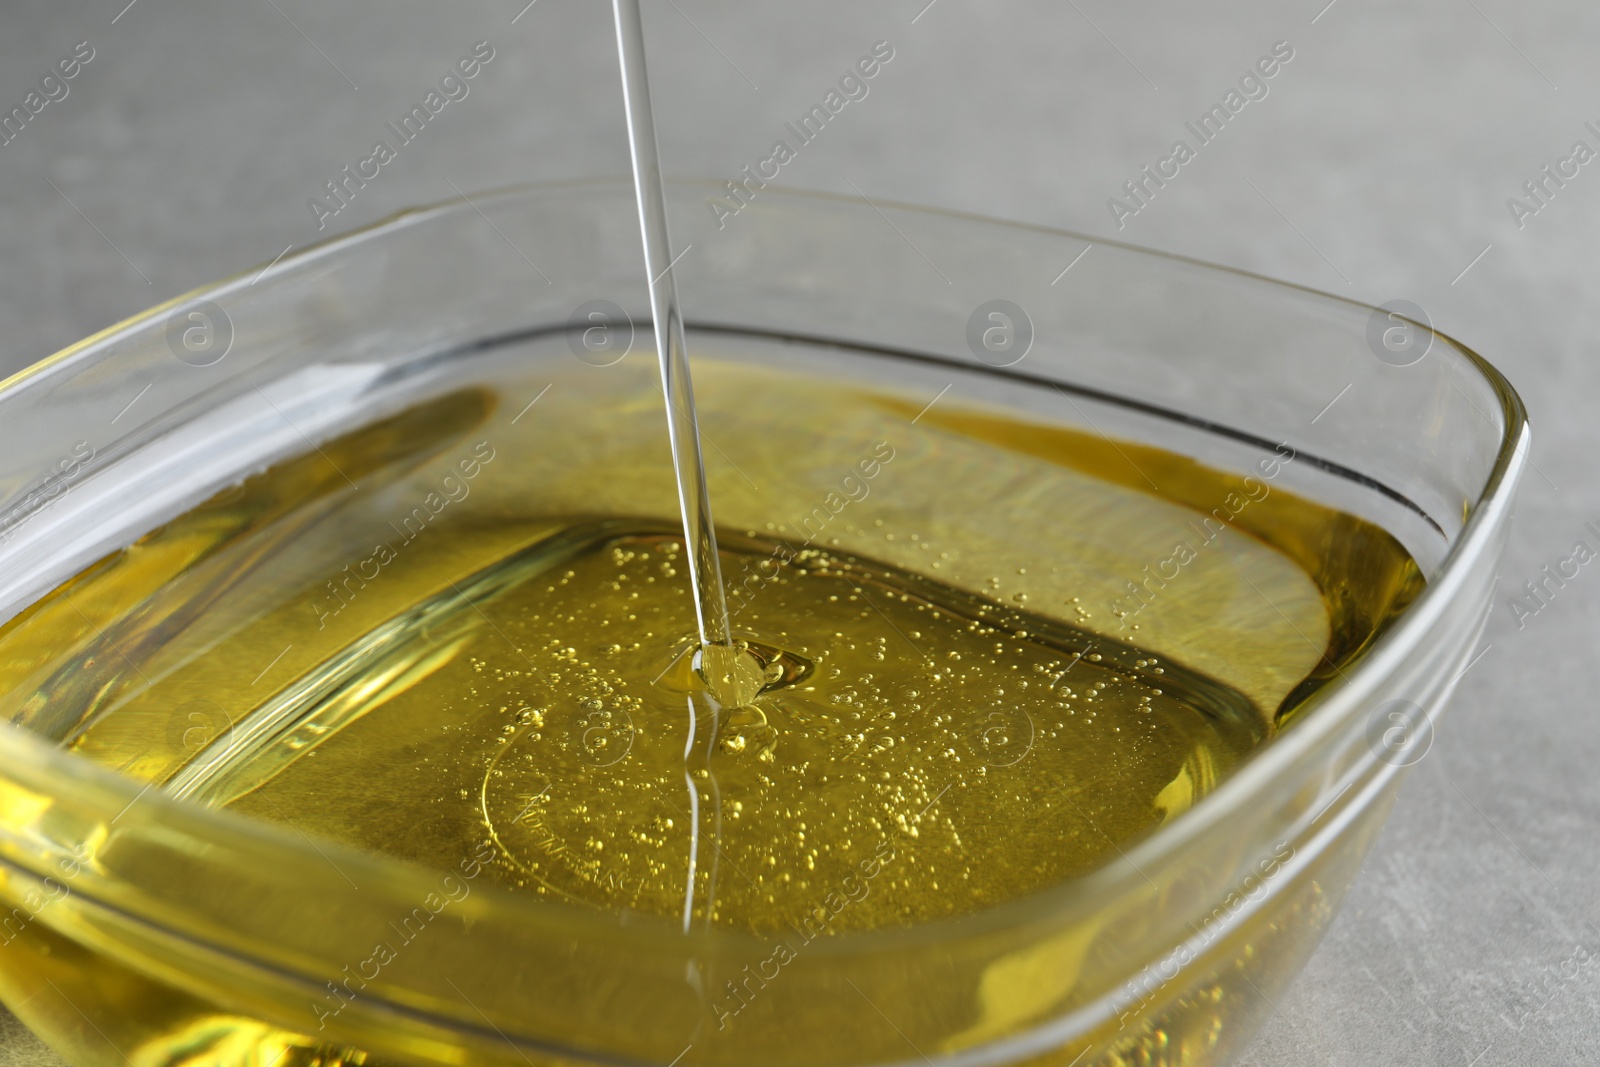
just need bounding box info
[1,0,1596,1063]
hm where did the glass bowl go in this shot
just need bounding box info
[0,181,1525,1067]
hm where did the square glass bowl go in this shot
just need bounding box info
[0,182,1525,1067]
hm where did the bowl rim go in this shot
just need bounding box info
[0,178,1529,965]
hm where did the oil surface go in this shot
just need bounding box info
[0,353,1424,1065]
[167,521,1258,933]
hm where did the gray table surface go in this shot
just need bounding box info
[2,1,1596,1063]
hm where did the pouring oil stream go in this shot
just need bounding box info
[610,0,746,940]
[610,0,732,656]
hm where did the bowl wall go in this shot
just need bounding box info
[0,182,1525,1067]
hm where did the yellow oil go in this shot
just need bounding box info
[0,353,1422,1065]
